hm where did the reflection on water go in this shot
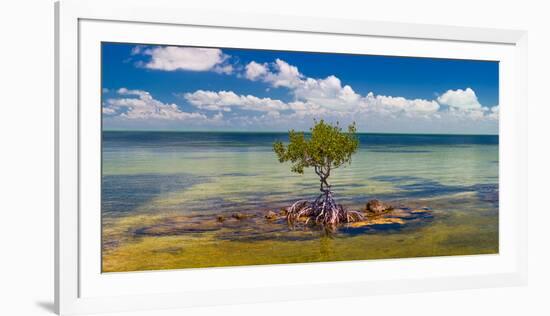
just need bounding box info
[101,131,499,272]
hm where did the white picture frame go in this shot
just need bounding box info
[55,0,528,314]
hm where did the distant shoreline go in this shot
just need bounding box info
[102,130,499,137]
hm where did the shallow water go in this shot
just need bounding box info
[101,131,498,272]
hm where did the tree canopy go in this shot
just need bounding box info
[273,120,359,181]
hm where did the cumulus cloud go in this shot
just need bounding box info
[102,106,116,115]
[245,61,268,80]
[104,88,209,121]
[213,64,234,75]
[184,54,499,128]
[287,101,329,118]
[183,90,290,113]
[116,51,498,130]
[244,59,359,111]
[242,58,440,116]
[131,45,146,55]
[274,59,499,123]
[122,43,498,131]
[436,88,499,121]
[488,105,499,120]
[137,46,231,73]
[437,88,482,110]
[264,59,304,88]
[361,93,440,117]
[295,76,361,111]
[245,59,303,88]
[240,58,444,118]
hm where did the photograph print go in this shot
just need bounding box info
[101,42,499,272]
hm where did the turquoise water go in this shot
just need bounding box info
[102,132,498,217]
[101,131,499,271]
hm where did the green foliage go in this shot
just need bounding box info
[273,120,359,179]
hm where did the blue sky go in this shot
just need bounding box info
[102,42,499,134]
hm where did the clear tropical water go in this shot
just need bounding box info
[101,131,499,272]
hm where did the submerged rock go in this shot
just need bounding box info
[232,212,252,220]
[265,211,278,220]
[341,203,434,232]
[347,217,405,228]
[131,201,434,239]
[366,199,392,214]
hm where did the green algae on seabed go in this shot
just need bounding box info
[102,193,498,272]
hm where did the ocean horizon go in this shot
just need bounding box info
[103,129,499,137]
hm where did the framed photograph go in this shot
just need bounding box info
[55,0,527,314]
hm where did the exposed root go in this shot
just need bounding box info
[285,191,363,229]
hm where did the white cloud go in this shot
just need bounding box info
[183,90,290,113]
[447,107,485,120]
[110,54,498,131]
[445,104,499,121]
[264,59,303,88]
[244,61,268,80]
[104,88,209,121]
[131,45,146,55]
[213,64,234,75]
[287,101,330,118]
[437,88,482,110]
[178,55,498,129]
[488,105,499,120]
[244,59,359,111]
[242,59,440,116]
[247,59,303,88]
[295,76,361,111]
[212,112,224,121]
[139,46,231,73]
[437,88,499,121]
[361,93,440,117]
[102,107,116,114]
[241,58,444,118]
